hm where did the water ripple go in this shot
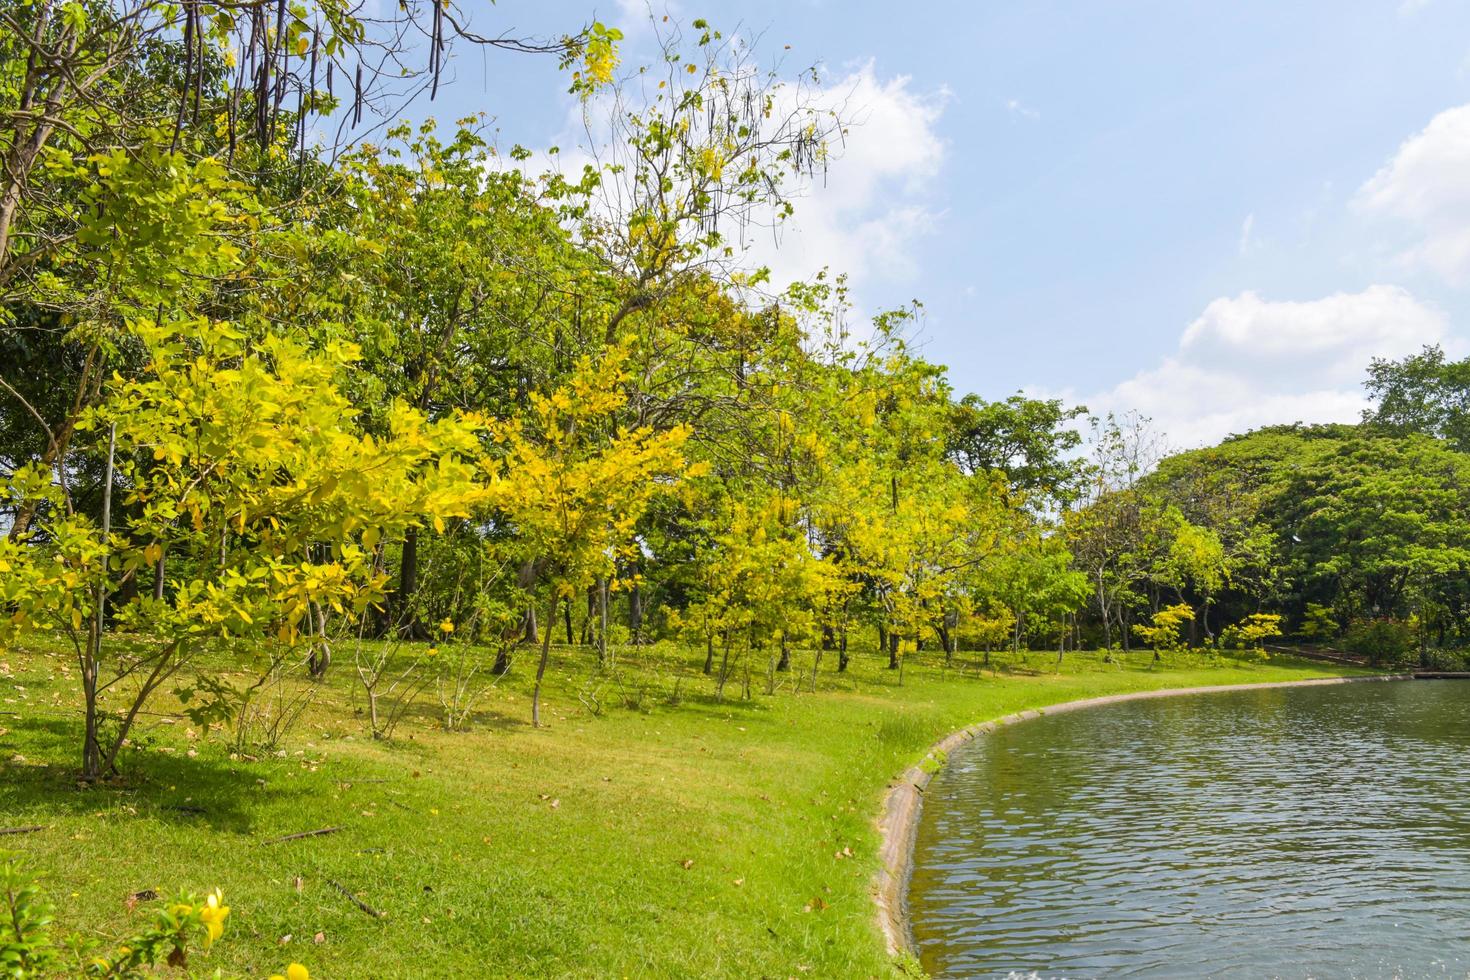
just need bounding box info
[909,680,1470,979]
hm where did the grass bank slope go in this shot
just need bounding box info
[0,641,1367,978]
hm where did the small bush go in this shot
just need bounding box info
[1221,613,1283,653]
[1421,647,1470,672]
[1343,617,1417,666]
[1132,604,1193,655]
[0,850,234,977]
[1297,602,1339,643]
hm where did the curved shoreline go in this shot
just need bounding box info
[872,671,1413,961]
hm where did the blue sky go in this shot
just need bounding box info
[401,0,1470,447]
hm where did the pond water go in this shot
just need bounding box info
[909,680,1470,978]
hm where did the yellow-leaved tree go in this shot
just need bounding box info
[0,319,487,779]
[484,345,697,726]
[672,491,835,698]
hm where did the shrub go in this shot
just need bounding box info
[1343,617,1417,666]
[0,851,232,977]
[1221,613,1283,653]
[1297,602,1339,643]
[1420,647,1470,672]
[1132,603,1193,657]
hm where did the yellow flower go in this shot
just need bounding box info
[199,889,229,947]
[439,618,455,634]
[287,964,310,980]
[426,645,439,657]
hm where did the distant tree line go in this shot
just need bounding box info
[1066,345,1470,668]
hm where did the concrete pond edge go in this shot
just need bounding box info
[872,672,1414,962]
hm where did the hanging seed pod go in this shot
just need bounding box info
[171,0,195,150]
[430,0,445,100]
[191,2,204,126]
[353,61,363,126]
[308,30,318,115]
[269,0,287,139]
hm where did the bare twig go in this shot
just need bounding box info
[325,877,385,918]
[262,826,344,845]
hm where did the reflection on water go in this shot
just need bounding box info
[909,680,1470,978]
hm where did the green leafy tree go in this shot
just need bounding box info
[1364,344,1470,452]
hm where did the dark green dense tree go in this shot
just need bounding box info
[1364,345,1470,451]
[1110,422,1470,664]
[946,393,1088,505]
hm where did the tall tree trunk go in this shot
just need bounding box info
[715,632,732,698]
[563,601,574,645]
[80,423,114,780]
[703,634,715,675]
[523,602,538,645]
[116,569,137,608]
[531,590,557,728]
[307,601,331,678]
[887,630,900,670]
[581,586,595,645]
[937,613,955,666]
[629,579,643,643]
[397,526,423,639]
[837,627,849,673]
[776,633,790,672]
[597,576,609,666]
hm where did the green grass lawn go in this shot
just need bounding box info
[0,638,1369,978]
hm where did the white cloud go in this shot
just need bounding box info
[1084,286,1451,448]
[740,63,948,291]
[1356,103,1470,283]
